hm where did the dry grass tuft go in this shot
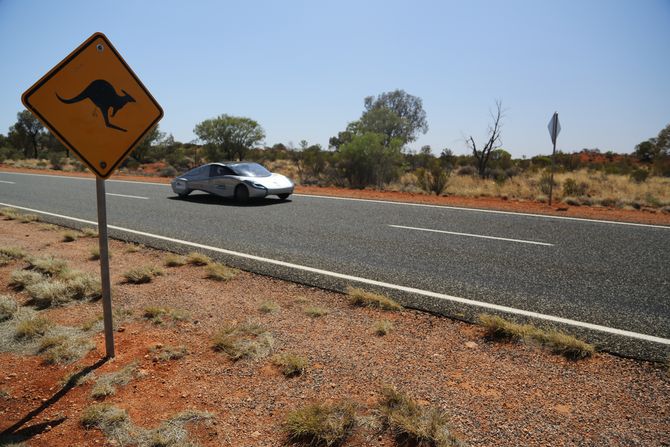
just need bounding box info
[25,270,101,308]
[205,262,238,281]
[259,300,280,314]
[81,403,129,429]
[347,287,403,311]
[373,319,394,336]
[304,306,329,318]
[273,353,308,377]
[186,251,212,266]
[164,254,187,267]
[62,231,79,242]
[18,214,40,223]
[38,333,93,364]
[378,387,465,447]
[81,227,99,237]
[285,401,357,446]
[124,244,143,253]
[27,256,69,276]
[212,322,274,361]
[123,266,164,284]
[0,295,18,322]
[0,246,26,265]
[9,270,45,290]
[149,344,188,362]
[142,306,189,325]
[1,207,20,220]
[89,247,112,261]
[478,314,595,360]
[14,316,51,339]
[91,362,140,398]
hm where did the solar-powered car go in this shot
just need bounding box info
[171,162,294,202]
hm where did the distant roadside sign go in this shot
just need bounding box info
[21,32,163,179]
[548,112,561,145]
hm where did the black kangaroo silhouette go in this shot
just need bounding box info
[56,79,135,132]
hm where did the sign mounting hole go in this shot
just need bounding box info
[96,44,104,52]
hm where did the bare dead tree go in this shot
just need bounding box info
[466,100,504,178]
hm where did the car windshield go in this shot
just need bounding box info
[230,163,271,177]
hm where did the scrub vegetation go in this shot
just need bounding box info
[284,401,357,446]
[348,287,403,311]
[478,314,595,360]
[212,322,274,361]
[123,266,164,284]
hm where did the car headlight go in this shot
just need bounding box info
[244,180,266,189]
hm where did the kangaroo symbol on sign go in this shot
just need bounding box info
[56,79,135,132]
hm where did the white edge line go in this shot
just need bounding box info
[0,180,16,184]
[2,170,669,229]
[106,193,149,200]
[389,224,554,246]
[1,200,669,347]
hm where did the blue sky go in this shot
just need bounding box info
[1,0,668,157]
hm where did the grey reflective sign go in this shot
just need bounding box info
[548,113,561,145]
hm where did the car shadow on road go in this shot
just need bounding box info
[167,193,291,207]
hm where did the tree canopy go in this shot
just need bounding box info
[194,114,265,162]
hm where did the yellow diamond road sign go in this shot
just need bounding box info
[22,32,163,178]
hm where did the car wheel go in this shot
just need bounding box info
[235,184,249,203]
[278,193,290,200]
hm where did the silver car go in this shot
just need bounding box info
[171,162,294,202]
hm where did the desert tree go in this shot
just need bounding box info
[466,100,504,178]
[194,114,265,162]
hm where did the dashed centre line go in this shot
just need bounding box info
[388,224,554,246]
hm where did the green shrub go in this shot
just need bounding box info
[629,169,649,183]
[562,178,588,197]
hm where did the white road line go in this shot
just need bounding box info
[0,180,16,184]
[389,224,554,246]
[1,200,669,347]
[106,193,149,200]
[1,171,668,229]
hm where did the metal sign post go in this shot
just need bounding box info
[21,32,163,359]
[547,112,561,206]
[95,178,115,357]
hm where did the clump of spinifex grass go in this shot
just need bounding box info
[212,322,274,361]
[0,246,26,266]
[90,362,140,398]
[304,306,329,317]
[14,316,52,339]
[18,214,40,223]
[38,332,94,365]
[373,319,394,336]
[25,270,101,308]
[186,252,211,266]
[285,401,357,446]
[81,227,99,237]
[273,353,308,377]
[27,256,69,276]
[149,344,188,362]
[142,306,189,325]
[0,207,20,220]
[347,287,403,311]
[123,266,164,284]
[0,295,18,322]
[205,262,238,281]
[377,387,465,447]
[89,247,112,261]
[259,300,280,314]
[164,254,187,267]
[62,231,79,242]
[478,314,595,360]
[9,270,45,290]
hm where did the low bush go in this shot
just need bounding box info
[186,252,211,266]
[0,295,18,322]
[273,353,308,377]
[348,288,402,311]
[205,262,238,281]
[373,319,394,336]
[123,266,163,284]
[212,322,274,361]
[478,314,595,360]
[285,401,357,446]
[377,387,464,447]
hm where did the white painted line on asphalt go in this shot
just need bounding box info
[2,200,669,347]
[389,224,554,246]
[295,193,670,230]
[106,193,149,200]
[1,170,669,229]
[0,180,16,184]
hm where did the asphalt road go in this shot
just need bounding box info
[1,171,669,360]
